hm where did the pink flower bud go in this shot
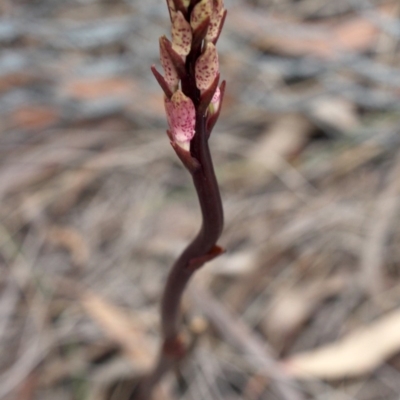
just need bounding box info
[209,87,221,114]
[171,11,192,57]
[164,90,196,150]
[195,42,219,92]
[160,37,179,93]
[207,0,225,42]
[190,0,212,31]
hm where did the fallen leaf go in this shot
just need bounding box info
[282,309,400,379]
[251,114,312,164]
[247,114,313,187]
[47,225,90,267]
[333,17,378,53]
[229,8,378,59]
[62,77,136,100]
[11,105,60,130]
[332,142,383,177]
[80,291,155,371]
[0,73,39,93]
[263,275,346,348]
[308,97,359,134]
[210,251,257,276]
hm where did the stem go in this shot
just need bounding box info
[162,112,223,336]
[134,95,223,400]
[134,7,224,394]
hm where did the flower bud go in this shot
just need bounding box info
[160,37,179,92]
[190,0,212,31]
[207,0,225,42]
[195,42,219,92]
[172,11,192,57]
[209,87,221,115]
[165,90,196,150]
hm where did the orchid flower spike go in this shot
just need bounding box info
[152,0,226,158]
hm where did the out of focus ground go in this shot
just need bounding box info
[1,0,400,399]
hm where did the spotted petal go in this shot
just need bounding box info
[172,11,192,57]
[195,42,219,91]
[165,90,196,149]
[160,37,179,92]
[209,87,221,114]
[206,0,225,42]
[190,0,212,31]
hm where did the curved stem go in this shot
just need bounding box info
[161,113,223,341]
[134,111,223,400]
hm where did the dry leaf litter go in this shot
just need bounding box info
[1,0,400,399]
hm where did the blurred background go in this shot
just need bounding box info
[1,0,400,399]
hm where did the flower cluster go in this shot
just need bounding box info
[152,0,226,152]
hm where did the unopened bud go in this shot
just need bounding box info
[190,0,212,31]
[195,42,219,92]
[207,0,225,42]
[209,87,221,115]
[160,37,179,92]
[165,90,196,150]
[172,11,192,57]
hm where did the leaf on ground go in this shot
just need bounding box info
[251,114,312,164]
[210,251,257,276]
[308,97,359,134]
[11,105,60,131]
[80,290,155,372]
[62,77,137,100]
[229,8,378,58]
[333,16,378,54]
[47,225,90,267]
[282,309,400,379]
[263,275,346,348]
[247,114,313,186]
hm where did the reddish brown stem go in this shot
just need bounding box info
[161,113,223,338]
[134,50,224,400]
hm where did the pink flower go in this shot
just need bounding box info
[190,0,212,31]
[209,87,221,114]
[165,90,196,150]
[159,37,179,93]
[171,11,192,57]
[195,42,219,92]
[207,0,225,43]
